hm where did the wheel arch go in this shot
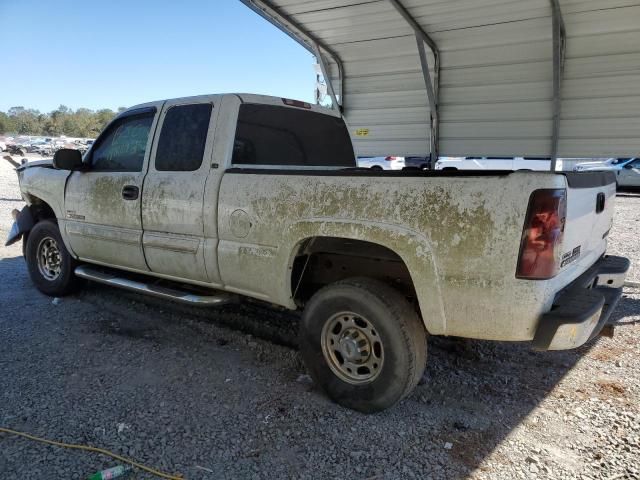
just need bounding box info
[23,195,57,222]
[283,220,447,335]
[21,193,77,259]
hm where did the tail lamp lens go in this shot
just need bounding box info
[385,156,397,161]
[516,188,566,279]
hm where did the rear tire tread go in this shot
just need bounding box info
[300,277,427,412]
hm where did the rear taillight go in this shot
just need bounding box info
[516,188,566,279]
[385,156,397,161]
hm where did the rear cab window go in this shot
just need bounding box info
[232,104,355,168]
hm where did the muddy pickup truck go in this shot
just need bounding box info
[7,94,630,412]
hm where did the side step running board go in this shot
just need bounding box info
[75,265,236,306]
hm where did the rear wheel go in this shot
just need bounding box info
[25,220,81,296]
[299,278,427,413]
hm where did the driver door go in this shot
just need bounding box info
[63,105,161,271]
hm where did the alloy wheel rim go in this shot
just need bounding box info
[321,312,384,385]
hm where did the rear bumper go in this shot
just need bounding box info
[533,255,630,350]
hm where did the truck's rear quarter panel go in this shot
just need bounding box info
[218,170,584,341]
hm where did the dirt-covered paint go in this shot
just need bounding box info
[217,171,570,340]
[62,170,149,271]
[16,94,614,346]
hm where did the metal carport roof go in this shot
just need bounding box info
[240,0,640,161]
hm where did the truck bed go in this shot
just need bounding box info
[218,169,615,341]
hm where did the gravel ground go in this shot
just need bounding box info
[0,156,638,480]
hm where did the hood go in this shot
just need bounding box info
[15,158,54,171]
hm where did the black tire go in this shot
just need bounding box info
[25,220,81,296]
[370,165,383,171]
[299,277,427,413]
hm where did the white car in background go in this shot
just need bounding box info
[573,158,617,171]
[616,158,640,188]
[568,157,640,188]
[357,156,405,170]
[435,157,556,171]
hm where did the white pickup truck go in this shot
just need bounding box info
[7,94,629,412]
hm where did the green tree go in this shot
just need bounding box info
[0,112,15,134]
[0,105,122,137]
[9,108,41,135]
[95,108,116,132]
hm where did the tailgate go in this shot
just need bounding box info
[559,172,616,279]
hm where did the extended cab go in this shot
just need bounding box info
[7,94,630,412]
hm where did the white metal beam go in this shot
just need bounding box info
[549,0,566,171]
[388,0,440,164]
[238,0,345,111]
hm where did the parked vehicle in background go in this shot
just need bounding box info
[574,158,635,172]
[435,157,556,171]
[614,158,640,188]
[71,138,95,155]
[357,156,405,170]
[6,93,629,413]
[26,139,47,153]
[6,143,27,156]
[573,158,617,172]
[404,156,431,170]
[32,143,56,156]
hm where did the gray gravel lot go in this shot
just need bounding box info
[0,157,639,479]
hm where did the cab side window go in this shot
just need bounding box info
[91,113,154,172]
[155,104,212,171]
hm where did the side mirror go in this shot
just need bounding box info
[53,149,84,170]
[624,163,634,169]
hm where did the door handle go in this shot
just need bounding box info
[122,185,139,200]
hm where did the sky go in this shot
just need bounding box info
[0,0,315,113]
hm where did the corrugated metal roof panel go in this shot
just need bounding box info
[240,0,640,158]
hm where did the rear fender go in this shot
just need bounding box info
[284,219,448,335]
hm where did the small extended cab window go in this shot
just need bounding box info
[232,104,355,167]
[91,113,154,172]
[155,103,212,171]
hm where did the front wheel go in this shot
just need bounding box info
[299,278,427,413]
[25,220,81,296]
